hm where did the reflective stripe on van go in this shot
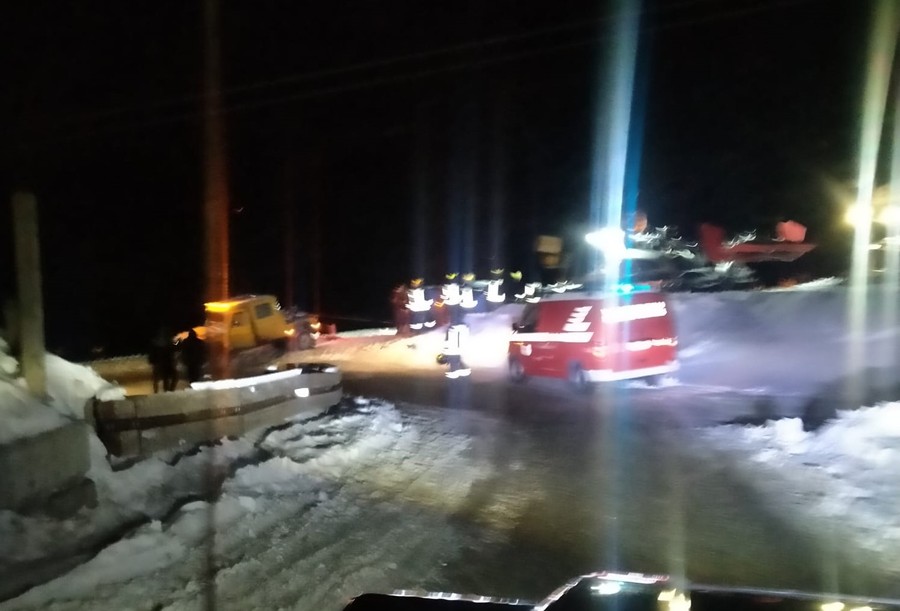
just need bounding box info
[511,332,594,343]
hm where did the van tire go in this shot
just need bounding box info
[509,358,527,383]
[644,374,663,387]
[568,363,591,393]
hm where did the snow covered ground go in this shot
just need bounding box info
[6,280,900,608]
[2,398,500,610]
[0,342,124,443]
[702,402,900,582]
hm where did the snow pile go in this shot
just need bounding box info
[0,384,68,444]
[3,399,495,611]
[670,286,900,405]
[0,351,126,443]
[766,277,844,291]
[0,336,69,444]
[335,327,397,338]
[45,354,125,418]
[705,402,900,571]
[0,337,17,378]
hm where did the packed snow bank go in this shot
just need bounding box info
[3,399,493,611]
[0,384,68,444]
[704,403,900,574]
[671,285,900,407]
[0,350,125,443]
[766,277,843,291]
[44,354,125,418]
[0,338,17,378]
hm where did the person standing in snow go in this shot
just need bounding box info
[391,283,410,336]
[406,278,433,334]
[440,273,473,378]
[180,328,206,384]
[149,328,177,392]
[485,268,506,311]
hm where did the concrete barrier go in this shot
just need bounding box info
[92,366,342,457]
[0,422,91,511]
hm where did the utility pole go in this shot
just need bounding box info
[201,2,226,605]
[283,156,295,309]
[305,152,323,314]
[203,0,230,304]
[12,192,47,398]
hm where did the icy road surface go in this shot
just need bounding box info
[4,394,897,611]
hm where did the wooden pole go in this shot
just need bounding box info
[12,192,47,398]
[203,0,230,304]
[283,156,295,309]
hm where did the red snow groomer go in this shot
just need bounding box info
[698,221,816,264]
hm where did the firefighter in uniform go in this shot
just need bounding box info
[509,270,524,303]
[441,273,472,378]
[485,268,506,311]
[515,279,542,303]
[459,272,479,311]
[406,278,433,334]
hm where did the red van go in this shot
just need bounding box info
[508,289,678,389]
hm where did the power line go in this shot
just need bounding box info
[12,0,825,149]
[8,0,747,129]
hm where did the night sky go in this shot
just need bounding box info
[0,0,882,358]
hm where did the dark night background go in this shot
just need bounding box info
[0,0,881,359]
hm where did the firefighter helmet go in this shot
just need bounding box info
[462,272,476,283]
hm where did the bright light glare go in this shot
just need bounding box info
[847,0,899,405]
[845,204,872,227]
[846,203,900,226]
[658,590,690,611]
[294,387,310,398]
[878,206,900,224]
[591,582,622,596]
[586,227,627,261]
[820,603,844,611]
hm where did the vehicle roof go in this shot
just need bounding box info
[204,294,274,311]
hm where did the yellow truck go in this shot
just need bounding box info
[202,295,296,351]
[176,295,316,378]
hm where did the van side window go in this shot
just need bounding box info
[254,303,273,319]
[518,304,539,332]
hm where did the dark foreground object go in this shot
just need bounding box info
[344,571,900,611]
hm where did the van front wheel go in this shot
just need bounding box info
[509,358,527,383]
[644,374,663,387]
[568,363,592,393]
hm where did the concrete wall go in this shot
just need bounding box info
[93,370,341,457]
[0,422,90,511]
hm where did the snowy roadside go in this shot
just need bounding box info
[1,398,499,611]
[0,346,124,444]
[699,403,900,582]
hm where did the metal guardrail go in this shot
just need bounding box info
[91,368,343,457]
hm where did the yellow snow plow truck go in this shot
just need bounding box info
[176,295,316,378]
